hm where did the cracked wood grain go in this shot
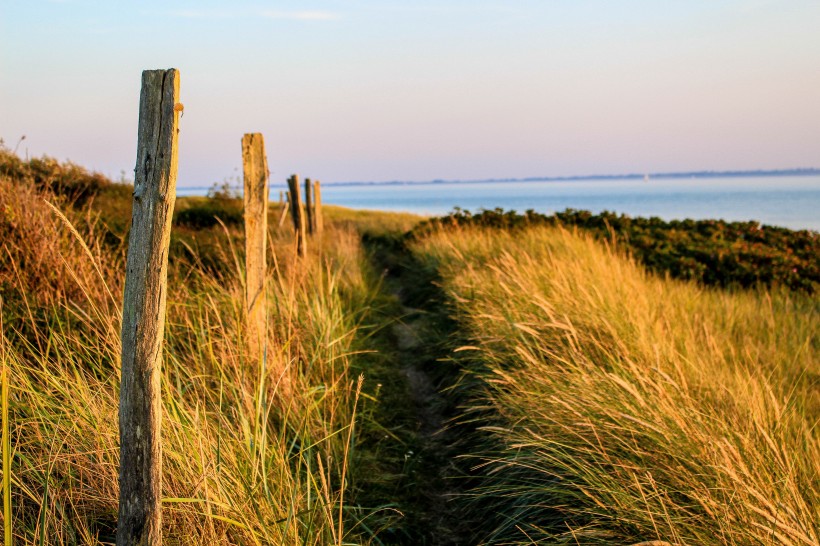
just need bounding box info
[117,68,180,546]
[242,133,269,365]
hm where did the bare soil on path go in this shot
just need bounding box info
[357,234,478,545]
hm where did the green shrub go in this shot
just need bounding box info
[173,198,243,228]
[413,208,820,292]
[0,147,111,206]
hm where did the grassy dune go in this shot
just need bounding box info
[0,151,410,543]
[410,225,819,545]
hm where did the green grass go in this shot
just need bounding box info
[409,224,819,545]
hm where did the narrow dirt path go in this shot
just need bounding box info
[358,234,476,546]
[390,305,466,545]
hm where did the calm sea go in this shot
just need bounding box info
[180,176,820,231]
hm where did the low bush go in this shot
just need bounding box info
[173,198,243,229]
[413,208,820,292]
[0,146,112,206]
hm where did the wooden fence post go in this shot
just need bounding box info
[287,175,307,256]
[241,133,269,364]
[313,180,323,235]
[118,68,181,546]
[278,192,290,228]
[304,177,314,236]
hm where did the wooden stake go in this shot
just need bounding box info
[278,197,290,228]
[313,180,323,235]
[304,177,314,236]
[241,133,269,364]
[287,175,307,256]
[118,68,181,546]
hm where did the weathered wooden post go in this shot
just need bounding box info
[118,68,181,546]
[304,177,314,236]
[241,133,269,364]
[278,191,290,228]
[287,175,307,256]
[313,180,323,235]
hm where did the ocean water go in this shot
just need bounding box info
[178,176,820,231]
[317,176,820,231]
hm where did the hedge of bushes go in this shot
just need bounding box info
[412,208,819,292]
[0,146,114,206]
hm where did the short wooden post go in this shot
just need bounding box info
[313,180,323,235]
[241,133,269,364]
[304,177,314,236]
[118,68,181,546]
[278,192,290,228]
[287,175,307,256]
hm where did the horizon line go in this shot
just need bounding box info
[176,166,820,189]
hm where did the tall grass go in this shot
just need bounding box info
[0,172,383,544]
[2,340,11,545]
[411,225,819,545]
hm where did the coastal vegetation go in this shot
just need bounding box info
[416,208,819,292]
[0,148,400,543]
[1,147,817,544]
[407,222,819,544]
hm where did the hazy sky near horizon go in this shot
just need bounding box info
[1,0,819,187]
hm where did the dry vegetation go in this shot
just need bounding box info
[0,149,396,544]
[409,225,819,545]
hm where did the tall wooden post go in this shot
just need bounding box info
[118,68,181,546]
[313,180,323,235]
[287,175,306,257]
[304,177,314,236]
[241,133,269,364]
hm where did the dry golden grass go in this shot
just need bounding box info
[321,205,424,237]
[411,225,819,545]
[0,174,383,544]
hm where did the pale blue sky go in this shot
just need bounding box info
[1,0,818,187]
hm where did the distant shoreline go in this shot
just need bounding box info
[176,168,820,194]
[326,168,820,187]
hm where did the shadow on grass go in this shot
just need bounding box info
[348,232,482,546]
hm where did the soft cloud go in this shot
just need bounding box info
[170,9,238,20]
[169,8,339,21]
[259,10,340,21]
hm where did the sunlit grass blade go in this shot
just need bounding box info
[2,351,11,546]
